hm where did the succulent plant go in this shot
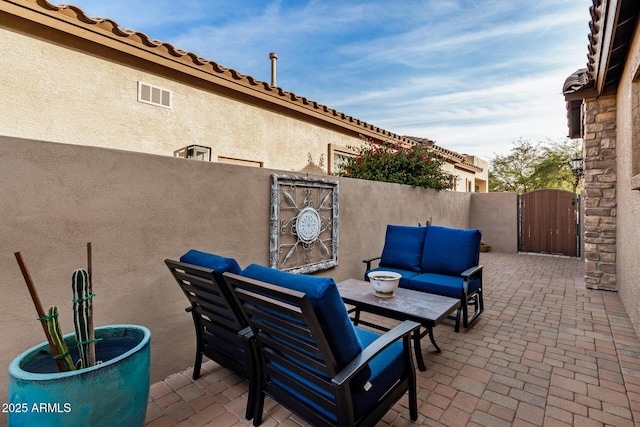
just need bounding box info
[72,268,95,368]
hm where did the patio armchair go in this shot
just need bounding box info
[224,264,420,427]
[165,250,256,420]
[364,225,484,331]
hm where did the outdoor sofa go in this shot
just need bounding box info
[364,224,484,332]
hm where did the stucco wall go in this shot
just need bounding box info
[0,136,482,405]
[614,23,640,335]
[470,192,519,254]
[0,26,356,172]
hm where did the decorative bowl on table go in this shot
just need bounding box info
[367,271,402,298]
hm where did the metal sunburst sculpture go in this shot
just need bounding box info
[269,174,339,273]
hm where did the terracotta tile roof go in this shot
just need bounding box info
[562,0,640,138]
[404,135,483,172]
[563,0,640,96]
[12,0,416,141]
[3,0,484,170]
[562,68,590,95]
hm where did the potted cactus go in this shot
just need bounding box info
[7,245,151,427]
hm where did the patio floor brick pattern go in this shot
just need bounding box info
[145,252,640,426]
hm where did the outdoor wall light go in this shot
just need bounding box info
[173,144,212,161]
[570,156,584,178]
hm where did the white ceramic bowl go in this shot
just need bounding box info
[367,271,402,295]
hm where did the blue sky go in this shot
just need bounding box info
[68,0,591,160]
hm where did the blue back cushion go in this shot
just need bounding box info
[379,225,427,272]
[240,264,364,371]
[180,249,242,275]
[421,226,481,276]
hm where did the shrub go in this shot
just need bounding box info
[338,139,455,191]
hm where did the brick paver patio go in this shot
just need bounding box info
[145,252,640,426]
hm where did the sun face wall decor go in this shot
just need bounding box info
[269,174,339,273]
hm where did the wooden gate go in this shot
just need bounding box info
[519,189,579,256]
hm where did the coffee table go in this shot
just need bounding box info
[336,279,461,371]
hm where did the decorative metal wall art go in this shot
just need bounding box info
[270,174,338,273]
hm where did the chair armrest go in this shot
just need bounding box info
[461,265,483,293]
[332,320,420,386]
[461,264,483,278]
[185,306,194,313]
[362,256,381,271]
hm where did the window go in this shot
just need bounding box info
[328,144,357,174]
[138,82,172,109]
[218,156,263,167]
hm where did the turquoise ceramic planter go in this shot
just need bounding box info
[8,325,151,427]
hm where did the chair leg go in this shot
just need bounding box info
[252,387,265,426]
[463,290,483,329]
[461,296,469,329]
[243,342,258,421]
[192,350,202,380]
[409,370,418,420]
[244,380,256,421]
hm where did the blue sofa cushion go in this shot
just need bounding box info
[366,267,419,288]
[379,225,427,272]
[406,273,465,298]
[179,249,242,275]
[420,226,481,276]
[406,273,481,298]
[240,264,365,378]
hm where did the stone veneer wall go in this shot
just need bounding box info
[582,95,617,290]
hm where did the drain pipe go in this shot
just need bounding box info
[269,52,278,87]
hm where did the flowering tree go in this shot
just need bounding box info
[337,139,455,191]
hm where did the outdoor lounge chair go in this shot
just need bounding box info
[165,250,257,420]
[224,264,420,427]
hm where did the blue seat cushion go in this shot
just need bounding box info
[365,267,419,288]
[267,326,406,423]
[240,264,365,376]
[352,327,406,421]
[379,225,427,272]
[179,249,242,275]
[421,226,481,276]
[406,273,464,298]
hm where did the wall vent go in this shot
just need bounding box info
[138,82,172,108]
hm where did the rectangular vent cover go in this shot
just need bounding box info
[138,82,172,108]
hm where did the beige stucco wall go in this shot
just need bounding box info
[614,23,640,335]
[0,26,356,172]
[0,136,486,406]
[470,192,519,254]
